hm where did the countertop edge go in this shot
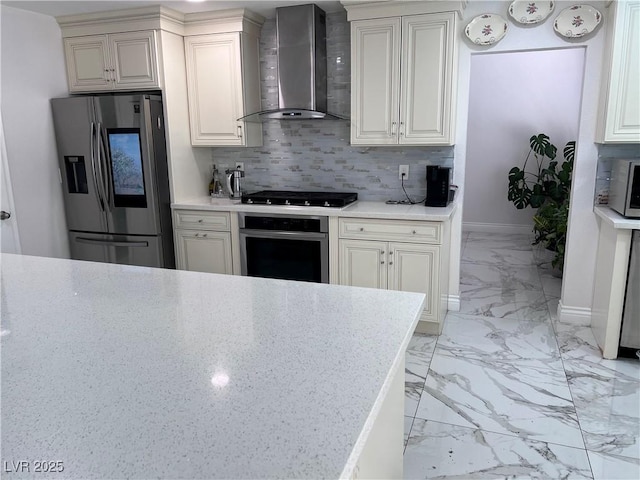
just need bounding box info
[594,205,640,230]
[339,294,426,480]
[171,198,458,222]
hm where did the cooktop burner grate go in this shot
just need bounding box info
[241,190,358,207]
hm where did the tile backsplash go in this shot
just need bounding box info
[210,11,454,202]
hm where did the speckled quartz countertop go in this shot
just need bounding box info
[594,205,640,229]
[172,196,457,221]
[0,254,425,479]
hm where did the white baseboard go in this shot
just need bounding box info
[557,301,591,326]
[463,222,533,235]
[447,295,460,312]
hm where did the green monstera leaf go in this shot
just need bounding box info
[507,134,575,272]
[530,134,557,160]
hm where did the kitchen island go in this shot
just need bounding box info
[0,254,424,479]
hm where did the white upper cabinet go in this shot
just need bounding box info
[64,31,159,92]
[351,18,401,145]
[349,11,458,145]
[184,32,262,147]
[597,0,640,143]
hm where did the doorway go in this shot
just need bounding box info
[463,47,585,232]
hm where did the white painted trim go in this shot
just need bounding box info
[447,294,460,312]
[0,113,22,255]
[557,301,591,326]
[462,222,533,234]
[57,6,186,37]
[342,0,466,21]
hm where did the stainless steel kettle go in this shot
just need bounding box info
[226,167,244,199]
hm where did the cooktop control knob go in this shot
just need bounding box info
[266,199,271,205]
[247,199,253,204]
[305,201,310,206]
[324,201,330,207]
[285,200,290,205]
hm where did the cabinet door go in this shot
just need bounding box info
[599,1,640,142]
[109,31,159,90]
[185,33,245,146]
[350,18,401,145]
[338,239,387,289]
[388,242,439,321]
[175,229,233,275]
[400,13,456,145]
[64,35,111,92]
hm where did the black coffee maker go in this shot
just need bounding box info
[425,166,451,207]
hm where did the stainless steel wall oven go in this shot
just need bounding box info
[239,213,329,283]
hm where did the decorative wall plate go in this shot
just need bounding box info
[465,14,508,45]
[508,1,555,24]
[553,4,602,38]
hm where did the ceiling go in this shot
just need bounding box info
[2,0,346,19]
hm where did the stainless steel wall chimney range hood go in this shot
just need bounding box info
[240,3,346,121]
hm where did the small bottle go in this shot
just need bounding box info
[209,165,218,196]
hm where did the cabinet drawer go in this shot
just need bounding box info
[174,210,231,231]
[339,218,442,244]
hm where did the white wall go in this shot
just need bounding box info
[0,5,69,258]
[453,0,607,324]
[463,48,584,229]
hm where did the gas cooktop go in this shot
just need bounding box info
[241,190,358,207]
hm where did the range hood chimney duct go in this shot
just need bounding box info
[240,3,346,121]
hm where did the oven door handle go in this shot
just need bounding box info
[239,229,328,240]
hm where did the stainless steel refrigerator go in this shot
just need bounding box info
[51,93,174,268]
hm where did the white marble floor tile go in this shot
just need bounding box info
[404,416,414,447]
[539,268,563,298]
[405,334,438,417]
[439,313,562,363]
[587,450,640,480]
[462,244,536,266]
[460,285,550,322]
[415,320,584,448]
[414,360,585,448]
[546,296,560,322]
[551,323,640,458]
[460,262,543,292]
[466,232,534,248]
[404,419,593,479]
[554,323,640,379]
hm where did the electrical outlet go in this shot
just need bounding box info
[235,162,245,172]
[399,165,409,180]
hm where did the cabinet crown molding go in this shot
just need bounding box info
[57,6,185,37]
[341,0,466,20]
[183,8,265,37]
[57,5,265,38]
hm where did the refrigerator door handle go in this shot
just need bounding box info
[75,237,149,248]
[90,122,105,212]
[96,122,111,209]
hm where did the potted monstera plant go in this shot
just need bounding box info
[507,133,575,272]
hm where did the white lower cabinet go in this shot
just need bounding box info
[337,217,448,333]
[173,210,234,275]
[175,230,233,275]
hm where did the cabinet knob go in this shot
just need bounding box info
[195,233,199,237]
[389,251,393,255]
[198,219,203,223]
[359,227,364,232]
[412,230,417,234]
[380,260,385,264]
[203,233,208,238]
[389,262,393,265]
